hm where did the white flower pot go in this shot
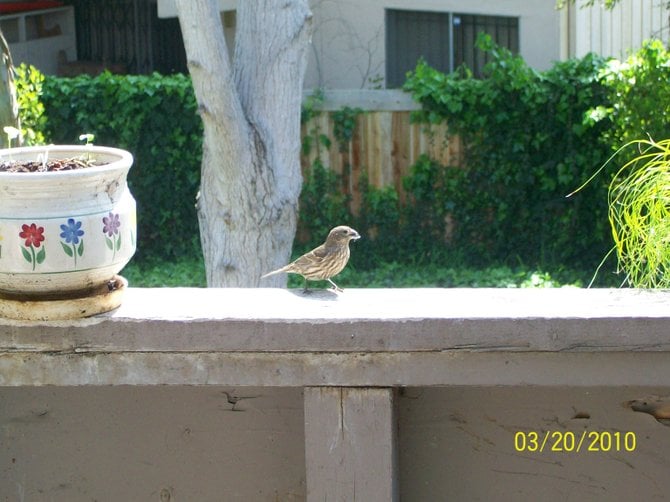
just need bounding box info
[0,145,136,316]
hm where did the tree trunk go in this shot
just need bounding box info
[175,0,312,287]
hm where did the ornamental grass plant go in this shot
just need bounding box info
[573,138,670,288]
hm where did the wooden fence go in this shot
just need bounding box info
[300,90,462,211]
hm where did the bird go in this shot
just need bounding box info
[262,225,360,292]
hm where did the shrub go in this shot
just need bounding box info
[588,39,670,152]
[14,64,46,145]
[298,159,350,245]
[38,72,203,260]
[404,34,615,268]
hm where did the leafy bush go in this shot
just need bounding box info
[353,173,402,267]
[14,64,46,145]
[298,159,350,244]
[39,71,203,260]
[404,34,615,268]
[588,39,670,152]
[123,256,206,287]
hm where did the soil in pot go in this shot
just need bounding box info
[0,157,103,172]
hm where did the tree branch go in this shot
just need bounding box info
[174,0,250,165]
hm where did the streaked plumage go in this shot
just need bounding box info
[262,225,360,291]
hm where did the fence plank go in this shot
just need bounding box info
[300,91,463,214]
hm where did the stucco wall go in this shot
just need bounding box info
[2,385,669,500]
[306,0,561,89]
[158,0,562,89]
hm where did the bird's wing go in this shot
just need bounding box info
[262,245,327,278]
[291,244,328,268]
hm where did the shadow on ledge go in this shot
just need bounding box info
[287,288,340,301]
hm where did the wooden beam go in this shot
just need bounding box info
[303,89,421,111]
[304,387,398,502]
[1,351,670,387]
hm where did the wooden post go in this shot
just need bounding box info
[304,387,398,502]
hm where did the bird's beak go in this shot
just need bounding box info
[351,230,361,240]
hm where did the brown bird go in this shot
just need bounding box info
[262,225,360,291]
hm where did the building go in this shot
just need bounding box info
[1,0,668,86]
[158,0,669,88]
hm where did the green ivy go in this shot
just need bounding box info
[353,172,402,267]
[332,106,363,152]
[298,159,350,246]
[38,71,203,261]
[404,34,614,268]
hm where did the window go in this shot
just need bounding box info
[385,9,519,87]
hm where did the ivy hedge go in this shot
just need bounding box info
[399,37,670,271]
[402,37,613,268]
[17,38,670,273]
[36,70,203,260]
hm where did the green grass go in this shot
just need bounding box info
[121,256,619,288]
[122,257,206,287]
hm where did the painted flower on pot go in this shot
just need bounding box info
[19,223,46,271]
[60,218,85,268]
[103,212,121,260]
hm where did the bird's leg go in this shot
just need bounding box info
[302,278,312,294]
[327,278,343,292]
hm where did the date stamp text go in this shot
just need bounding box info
[514,430,636,453]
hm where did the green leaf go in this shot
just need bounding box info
[21,246,32,264]
[116,235,122,251]
[36,246,46,264]
[60,241,73,257]
[105,236,114,250]
[77,239,85,257]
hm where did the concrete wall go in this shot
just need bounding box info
[0,387,305,501]
[158,0,561,89]
[307,0,561,88]
[2,385,670,500]
[158,0,668,89]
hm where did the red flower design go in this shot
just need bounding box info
[19,223,45,248]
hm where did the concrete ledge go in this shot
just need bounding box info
[2,288,670,500]
[0,288,668,386]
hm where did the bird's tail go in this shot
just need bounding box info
[261,267,285,279]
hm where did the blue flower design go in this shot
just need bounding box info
[60,218,85,244]
[59,218,85,268]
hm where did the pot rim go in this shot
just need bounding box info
[0,145,133,179]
